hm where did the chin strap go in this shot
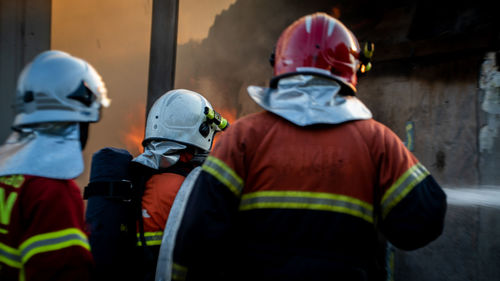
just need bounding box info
[79,122,89,149]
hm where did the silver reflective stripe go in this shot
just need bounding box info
[20,233,88,262]
[202,156,243,196]
[240,191,373,223]
[381,163,430,218]
[0,244,21,268]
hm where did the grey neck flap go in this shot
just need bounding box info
[247,75,372,126]
[0,123,83,179]
[132,140,186,170]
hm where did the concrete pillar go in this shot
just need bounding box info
[146,0,179,114]
[0,0,51,142]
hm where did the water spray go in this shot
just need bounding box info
[443,186,500,209]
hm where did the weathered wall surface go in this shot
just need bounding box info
[394,201,500,281]
[354,52,500,281]
[359,54,482,186]
[0,0,51,143]
[478,53,500,185]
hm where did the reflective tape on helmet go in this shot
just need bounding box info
[363,42,375,59]
[239,190,374,223]
[381,162,430,218]
[172,263,188,281]
[202,156,244,197]
[19,228,90,264]
[136,231,164,246]
[204,107,229,130]
[0,242,21,268]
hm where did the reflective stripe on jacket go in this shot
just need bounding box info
[0,175,93,281]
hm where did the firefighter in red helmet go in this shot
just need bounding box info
[165,13,446,281]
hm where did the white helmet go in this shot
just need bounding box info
[144,89,228,152]
[12,50,110,128]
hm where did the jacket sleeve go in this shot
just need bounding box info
[375,126,447,251]
[21,178,93,281]
[172,126,246,281]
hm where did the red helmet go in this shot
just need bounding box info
[273,13,361,92]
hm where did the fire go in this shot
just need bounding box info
[123,102,145,156]
[218,107,237,126]
[122,104,236,155]
[213,107,237,146]
[331,6,341,19]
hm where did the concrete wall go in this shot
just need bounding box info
[359,54,482,186]
[393,200,500,281]
[0,0,51,143]
[359,51,500,281]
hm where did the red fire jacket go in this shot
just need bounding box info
[134,159,194,281]
[172,111,447,281]
[138,172,186,247]
[0,175,93,281]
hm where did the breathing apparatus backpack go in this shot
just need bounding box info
[83,147,136,281]
[84,147,191,281]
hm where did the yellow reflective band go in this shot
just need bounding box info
[0,241,21,268]
[240,190,374,223]
[172,262,188,281]
[0,175,25,188]
[20,267,26,281]
[0,189,18,225]
[19,228,90,264]
[381,163,430,218]
[136,231,163,246]
[202,156,244,197]
[0,227,8,234]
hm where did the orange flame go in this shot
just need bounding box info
[213,107,237,146]
[122,105,237,155]
[331,6,341,19]
[123,103,145,156]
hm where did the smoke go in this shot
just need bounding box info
[51,0,237,186]
[174,0,381,117]
[178,0,236,44]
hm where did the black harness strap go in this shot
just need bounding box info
[83,181,133,199]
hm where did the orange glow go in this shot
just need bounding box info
[219,107,237,126]
[122,105,236,155]
[331,6,341,19]
[213,107,237,146]
[123,103,145,156]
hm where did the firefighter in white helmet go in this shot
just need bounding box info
[0,50,110,281]
[129,89,228,281]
